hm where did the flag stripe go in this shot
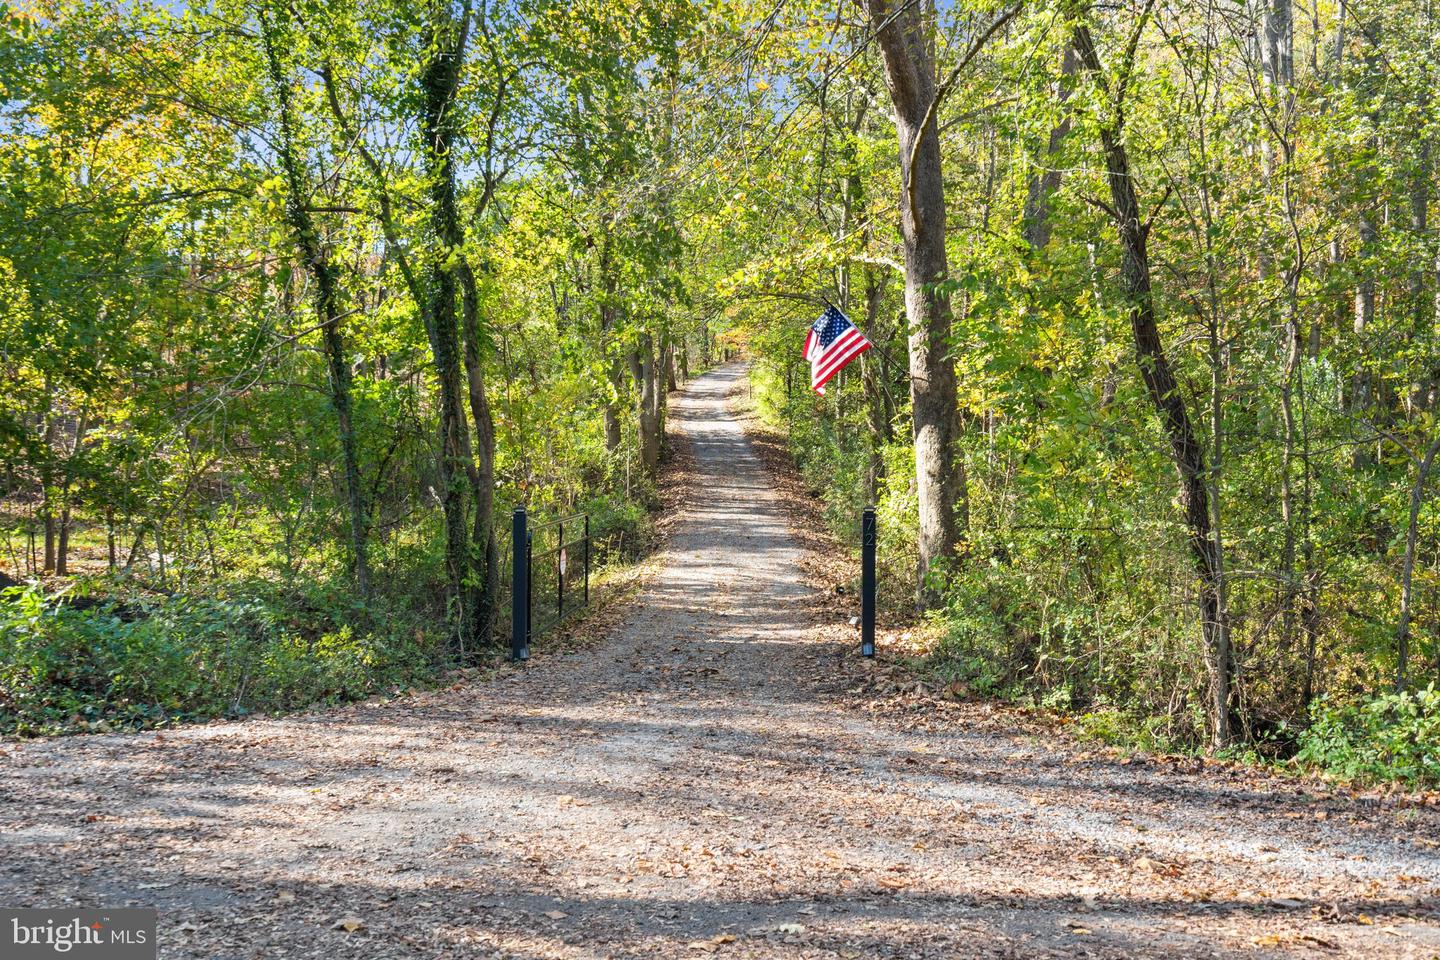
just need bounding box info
[815,343,867,388]
[814,340,871,390]
[814,334,866,383]
[814,329,866,380]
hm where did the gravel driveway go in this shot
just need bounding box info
[2,363,1438,959]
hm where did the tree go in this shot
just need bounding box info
[1072,9,1235,749]
[257,5,372,597]
[863,0,978,605]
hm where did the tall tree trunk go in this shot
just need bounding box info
[598,237,624,456]
[860,268,895,504]
[659,338,674,425]
[1398,433,1440,691]
[1317,1,1346,363]
[837,93,892,505]
[1261,0,1294,86]
[1411,125,1432,346]
[865,0,968,607]
[604,352,624,455]
[42,508,55,574]
[54,408,88,577]
[629,332,661,480]
[419,0,477,651]
[105,507,117,572]
[1415,9,1438,410]
[1255,0,1294,281]
[1074,19,1236,750]
[459,262,498,646]
[40,374,57,574]
[55,507,70,576]
[260,12,371,598]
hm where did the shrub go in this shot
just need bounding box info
[0,584,439,736]
[1295,686,1440,787]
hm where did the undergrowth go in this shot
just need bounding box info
[1292,687,1440,787]
[0,582,441,736]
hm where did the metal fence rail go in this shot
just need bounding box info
[508,508,591,661]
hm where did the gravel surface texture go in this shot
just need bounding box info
[2,363,1438,959]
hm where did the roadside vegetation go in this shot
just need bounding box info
[5,0,1440,787]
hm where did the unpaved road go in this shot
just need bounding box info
[3,364,1439,959]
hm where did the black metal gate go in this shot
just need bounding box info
[508,508,590,661]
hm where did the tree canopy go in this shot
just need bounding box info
[3,0,1440,777]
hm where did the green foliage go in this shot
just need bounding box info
[4,0,1440,791]
[724,0,1440,778]
[0,584,438,736]
[0,0,708,732]
[1067,708,1197,758]
[1295,688,1440,787]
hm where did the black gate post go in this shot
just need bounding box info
[583,514,590,605]
[510,507,529,661]
[861,506,876,658]
[526,529,534,649]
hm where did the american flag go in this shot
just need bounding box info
[804,305,872,394]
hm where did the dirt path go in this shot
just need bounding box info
[3,364,1439,959]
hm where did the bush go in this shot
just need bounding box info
[580,491,653,563]
[1295,686,1440,787]
[0,584,440,736]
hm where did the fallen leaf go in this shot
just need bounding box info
[331,917,364,933]
[1302,934,1340,949]
[544,910,568,921]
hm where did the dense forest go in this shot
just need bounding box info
[2,0,1438,783]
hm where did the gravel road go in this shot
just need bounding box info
[2,363,1438,959]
